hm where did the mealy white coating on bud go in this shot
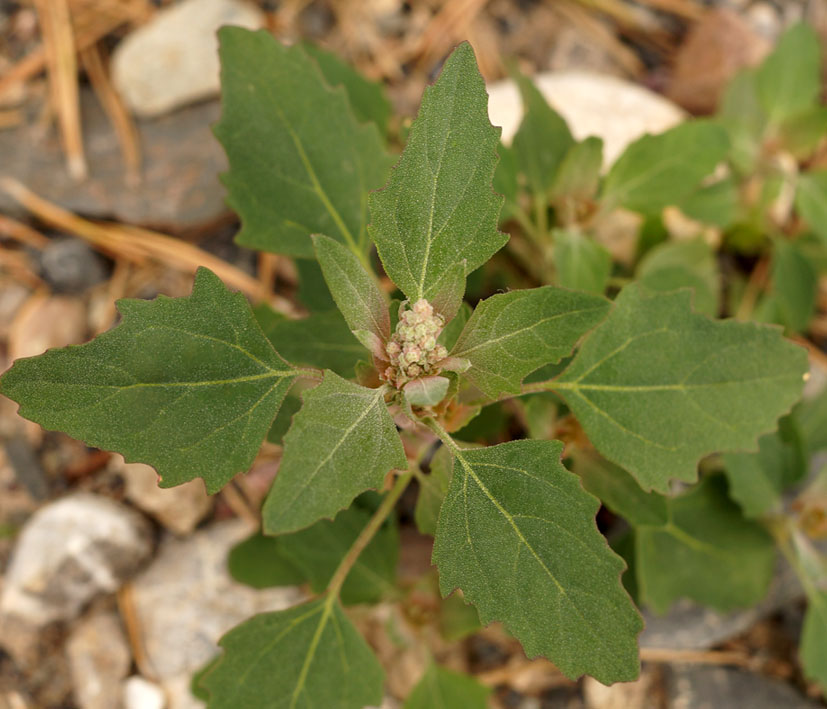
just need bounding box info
[381,299,448,388]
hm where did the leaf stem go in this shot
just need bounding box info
[326,469,414,598]
[296,367,324,381]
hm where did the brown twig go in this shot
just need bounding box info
[0,214,49,249]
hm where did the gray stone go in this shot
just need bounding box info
[66,609,131,709]
[666,665,820,709]
[129,519,303,680]
[0,90,229,231]
[0,493,152,628]
[39,238,108,294]
[641,557,804,651]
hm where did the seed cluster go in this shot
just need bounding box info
[383,299,448,387]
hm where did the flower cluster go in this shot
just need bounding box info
[382,299,448,387]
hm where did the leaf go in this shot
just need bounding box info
[553,285,808,492]
[718,69,766,175]
[255,305,367,377]
[0,268,297,493]
[267,391,302,445]
[433,439,643,683]
[438,302,472,351]
[414,444,453,535]
[404,663,490,709]
[636,238,720,317]
[451,286,610,398]
[801,592,827,689]
[680,177,739,228]
[766,239,818,333]
[439,592,482,641]
[549,136,603,205]
[215,28,392,258]
[778,107,827,158]
[262,371,406,534]
[757,22,821,125]
[796,170,827,245]
[552,229,612,295]
[635,476,776,613]
[512,72,575,199]
[369,42,507,303]
[279,502,398,605]
[404,376,450,407]
[301,41,392,134]
[574,454,667,528]
[722,414,807,518]
[228,533,306,588]
[799,388,827,455]
[600,121,729,215]
[201,596,384,708]
[295,259,337,312]
[312,234,390,342]
[493,143,521,222]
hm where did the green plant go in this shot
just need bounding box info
[1,24,824,706]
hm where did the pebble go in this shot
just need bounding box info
[112,0,264,118]
[39,238,108,294]
[66,609,131,709]
[487,71,685,168]
[123,676,166,709]
[0,493,152,628]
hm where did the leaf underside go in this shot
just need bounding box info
[0,268,296,493]
[555,285,807,492]
[433,439,642,684]
[404,662,490,709]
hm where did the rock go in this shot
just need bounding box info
[641,557,803,651]
[39,238,108,294]
[0,90,229,231]
[129,519,303,680]
[116,456,213,536]
[8,293,87,361]
[487,71,685,168]
[112,0,264,118]
[123,676,166,709]
[583,666,662,709]
[0,493,152,628]
[66,609,131,709]
[665,665,821,709]
[667,9,770,114]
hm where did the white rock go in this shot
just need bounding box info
[486,71,686,168]
[130,519,303,679]
[0,493,152,626]
[67,610,131,709]
[116,456,213,536]
[123,676,166,709]
[112,0,264,118]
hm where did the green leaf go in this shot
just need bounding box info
[267,391,302,445]
[554,285,808,492]
[799,388,827,455]
[201,596,384,708]
[766,239,818,333]
[312,234,390,343]
[433,439,642,683]
[215,28,392,258]
[404,376,450,407]
[0,268,297,493]
[722,414,807,518]
[279,503,398,605]
[718,70,766,175]
[778,107,827,158]
[801,592,827,689]
[635,476,776,613]
[438,302,472,351]
[255,305,367,377]
[451,286,610,398]
[512,72,575,199]
[574,454,667,528]
[404,663,490,709]
[636,238,720,317]
[228,533,306,588]
[757,22,821,125]
[439,592,481,641]
[262,371,406,534]
[549,136,603,205]
[552,229,612,295]
[796,170,827,245]
[680,177,739,228]
[493,143,521,222]
[301,41,392,134]
[296,259,337,312]
[369,42,507,303]
[414,444,453,535]
[600,121,729,215]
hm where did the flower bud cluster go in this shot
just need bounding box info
[383,299,448,387]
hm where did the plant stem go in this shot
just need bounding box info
[296,367,324,381]
[326,469,414,598]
